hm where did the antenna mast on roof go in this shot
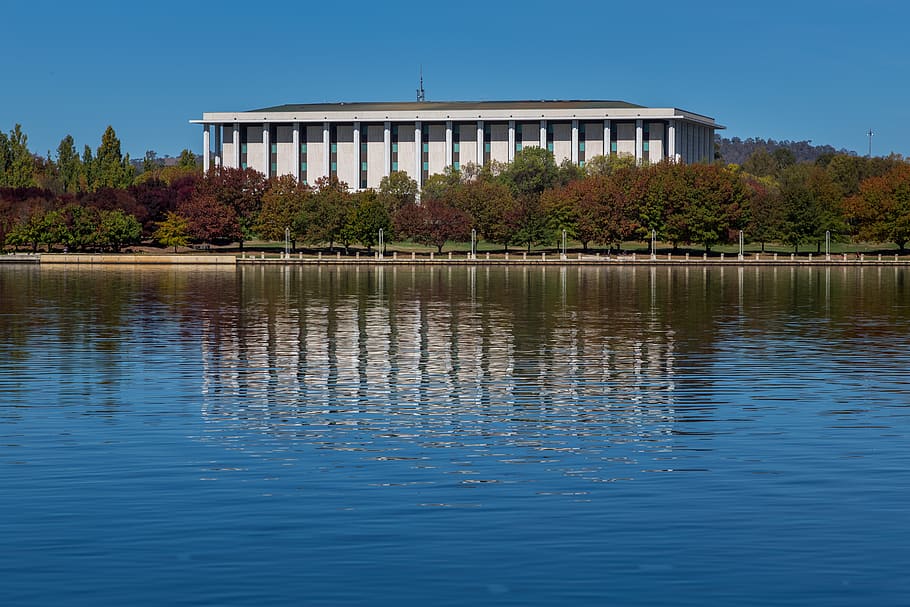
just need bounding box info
[417,66,426,102]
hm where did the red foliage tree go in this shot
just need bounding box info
[394,198,471,253]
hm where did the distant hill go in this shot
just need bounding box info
[715,136,856,165]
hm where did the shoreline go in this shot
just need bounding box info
[4,253,910,267]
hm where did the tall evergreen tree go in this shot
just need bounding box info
[57,135,83,193]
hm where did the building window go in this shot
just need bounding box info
[516,142,522,152]
[454,161,460,170]
[362,162,368,171]
[642,123,650,162]
[330,143,337,153]
[392,161,398,171]
[392,143,399,153]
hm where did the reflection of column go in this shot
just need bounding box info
[202,125,210,172]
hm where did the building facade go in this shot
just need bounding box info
[192,100,721,189]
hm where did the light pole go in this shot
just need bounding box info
[471,228,476,259]
[378,228,384,259]
[825,230,830,260]
[651,229,657,260]
[284,226,290,257]
[739,230,744,260]
[562,229,567,259]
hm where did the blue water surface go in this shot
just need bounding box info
[1,265,909,605]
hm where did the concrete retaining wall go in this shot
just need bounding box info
[39,255,237,265]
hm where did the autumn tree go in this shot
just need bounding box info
[844,163,910,251]
[193,167,266,249]
[394,198,470,253]
[178,192,240,245]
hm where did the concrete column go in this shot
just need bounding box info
[635,119,643,164]
[353,121,361,189]
[571,119,579,164]
[445,121,453,167]
[323,122,330,179]
[540,119,547,149]
[476,120,484,165]
[667,120,677,161]
[603,120,611,156]
[233,123,240,168]
[508,120,515,162]
[202,125,210,172]
[383,121,391,176]
[292,122,301,181]
[262,123,270,177]
[415,121,422,187]
[214,125,221,167]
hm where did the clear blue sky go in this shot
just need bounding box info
[2,0,906,161]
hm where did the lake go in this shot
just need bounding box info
[1,264,909,605]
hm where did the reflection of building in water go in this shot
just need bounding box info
[199,266,677,445]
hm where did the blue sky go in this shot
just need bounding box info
[2,0,907,160]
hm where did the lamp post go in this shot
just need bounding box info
[739,230,744,260]
[284,227,290,258]
[651,229,656,260]
[378,228,384,259]
[471,228,476,259]
[825,230,830,260]
[562,229,567,259]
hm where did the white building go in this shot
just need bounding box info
[192,100,721,189]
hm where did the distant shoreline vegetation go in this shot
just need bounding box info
[1,124,909,256]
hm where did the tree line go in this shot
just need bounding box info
[1,123,909,254]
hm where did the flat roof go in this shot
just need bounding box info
[250,100,646,113]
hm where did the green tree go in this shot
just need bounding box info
[255,174,310,250]
[779,164,843,253]
[57,135,84,193]
[178,149,198,169]
[378,171,418,213]
[94,126,135,189]
[585,154,636,177]
[742,148,778,178]
[154,212,191,253]
[499,146,559,199]
[98,209,142,252]
[0,124,36,188]
[346,189,392,252]
[305,175,353,251]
